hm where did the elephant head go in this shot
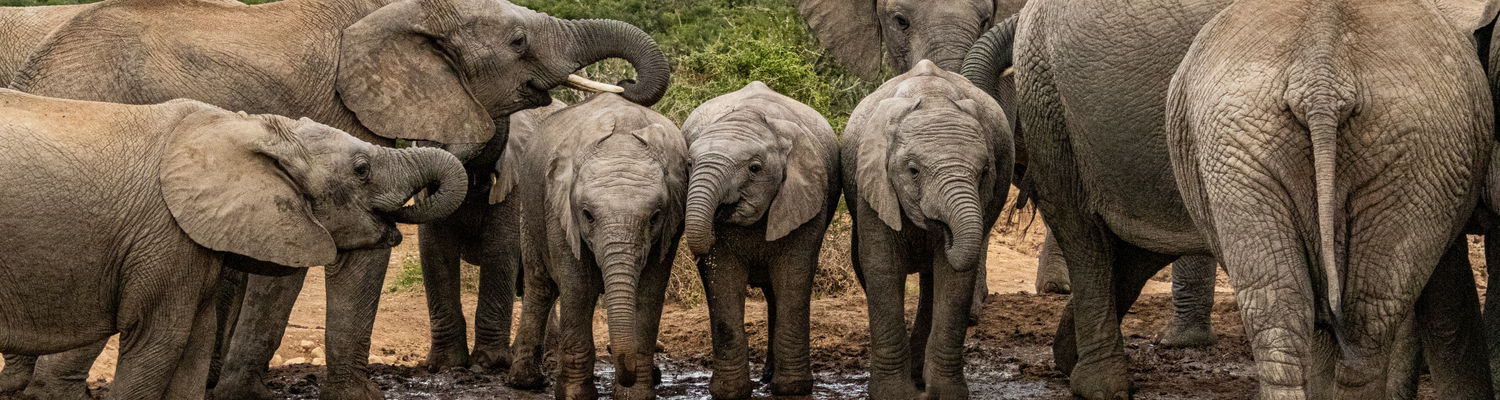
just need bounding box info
[680,82,833,255]
[161,105,467,268]
[336,0,671,148]
[798,0,1024,79]
[544,94,686,388]
[849,60,1011,271]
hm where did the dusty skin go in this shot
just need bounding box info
[6,220,1478,399]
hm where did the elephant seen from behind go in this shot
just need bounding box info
[679,81,841,398]
[506,94,688,400]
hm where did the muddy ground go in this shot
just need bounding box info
[6,222,1477,399]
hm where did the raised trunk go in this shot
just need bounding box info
[936,177,985,271]
[562,19,671,107]
[597,238,645,388]
[683,158,730,255]
[380,147,468,223]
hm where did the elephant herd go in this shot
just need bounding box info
[1,0,1498,400]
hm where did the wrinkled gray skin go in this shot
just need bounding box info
[0,90,466,399]
[0,5,84,81]
[6,0,669,398]
[678,82,841,398]
[506,94,687,400]
[1168,0,1496,397]
[842,60,1011,399]
[415,100,566,373]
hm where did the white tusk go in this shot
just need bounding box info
[1001,67,1015,77]
[563,74,624,93]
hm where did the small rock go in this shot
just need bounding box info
[285,357,308,365]
[298,340,315,349]
[310,347,325,359]
[311,358,324,365]
[271,355,284,366]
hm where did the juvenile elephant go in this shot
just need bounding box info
[8,0,669,397]
[1167,0,1497,397]
[506,94,688,400]
[843,60,1011,399]
[798,0,1023,78]
[678,82,840,398]
[0,90,466,399]
[416,99,567,372]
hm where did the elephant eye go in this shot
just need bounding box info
[510,33,528,52]
[748,163,763,174]
[353,159,370,178]
[649,209,661,225]
[582,209,595,223]
[894,14,911,31]
[908,167,920,176]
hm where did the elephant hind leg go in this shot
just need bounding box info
[418,223,472,372]
[472,257,519,371]
[1411,238,1491,399]
[0,354,36,394]
[507,265,558,390]
[1156,255,1219,348]
[1048,236,1172,389]
[24,338,108,400]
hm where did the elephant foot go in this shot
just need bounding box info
[919,377,968,400]
[212,371,276,400]
[1069,357,1132,400]
[555,381,598,400]
[1037,280,1071,295]
[506,356,548,390]
[869,375,920,400]
[709,370,753,399]
[771,374,813,397]
[425,344,471,372]
[612,381,655,400]
[23,382,92,400]
[319,373,383,400]
[1154,319,1216,348]
[470,345,512,371]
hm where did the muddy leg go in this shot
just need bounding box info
[321,249,390,400]
[419,223,472,372]
[1034,230,1071,294]
[1155,256,1218,348]
[214,269,307,400]
[472,257,518,371]
[908,271,933,387]
[508,268,557,390]
[617,257,670,400]
[922,252,981,399]
[762,288,777,385]
[768,246,814,396]
[701,256,752,399]
[553,286,599,400]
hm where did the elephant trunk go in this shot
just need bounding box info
[383,147,468,223]
[684,157,731,255]
[961,15,1018,103]
[597,235,645,388]
[936,176,985,272]
[563,19,671,106]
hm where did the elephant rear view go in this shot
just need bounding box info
[1167,0,1498,397]
[506,93,687,400]
[841,60,1012,399]
[0,90,465,399]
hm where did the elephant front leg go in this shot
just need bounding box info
[617,259,671,400]
[24,338,108,400]
[1155,256,1219,348]
[417,223,472,372]
[908,272,934,387]
[701,256,753,399]
[853,207,919,400]
[1033,230,1071,294]
[214,269,308,400]
[554,287,600,400]
[163,296,221,399]
[472,257,519,371]
[921,254,979,399]
[767,253,814,396]
[0,354,35,394]
[507,268,557,390]
[321,248,391,400]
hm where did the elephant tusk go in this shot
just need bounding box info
[564,74,625,93]
[1002,67,1015,77]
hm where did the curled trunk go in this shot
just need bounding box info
[563,19,671,107]
[381,147,468,223]
[937,177,985,271]
[683,158,730,255]
[598,239,644,388]
[961,15,1017,102]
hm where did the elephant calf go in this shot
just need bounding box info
[842,60,1013,399]
[506,93,688,400]
[678,82,840,398]
[0,90,466,399]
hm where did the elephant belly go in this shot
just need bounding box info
[0,258,118,355]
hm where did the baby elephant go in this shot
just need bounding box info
[506,93,687,400]
[680,82,840,398]
[0,89,466,399]
[843,60,1012,399]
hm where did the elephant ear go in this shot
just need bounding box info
[852,97,920,230]
[161,109,337,268]
[764,116,828,241]
[492,100,567,204]
[547,148,583,260]
[798,0,884,80]
[337,0,494,144]
[1424,0,1500,33]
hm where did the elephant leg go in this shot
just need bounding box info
[418,222,471,372]
[1384,311,1419,400]
[553,285,599,400]
[24,339,107,400]
[163,296,219,399]
[0,354,36,394]
[1412,238,1491,399]
[762,286,778,385]
[471,257,518,371]
[321,248,391,400]
[1155,255,1218,348]
[209,269,247,388]
[852,206,919,400]
[1050,238,1172,398]
[921,252,982,399]
[767,252,814,396]
[908,271,934,387]
[618,258,670,400]
[1034,229,1071,294]
[1484,231,1500,395]
[508,267,557,390]
[702,256,751,399]
[969,264,988,327]
[214,269,308,400]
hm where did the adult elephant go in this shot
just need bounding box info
[1167,0,1497,397]
[7,0,670,398]
[0,4,85,81]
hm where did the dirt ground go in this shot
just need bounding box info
[6,219,1479,399]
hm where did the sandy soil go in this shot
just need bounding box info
[5,220,1474,399]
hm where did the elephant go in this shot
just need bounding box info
[505,93,688,400]
[416,99,567,373]
[1166,0,1496,397]
[7,0,670,398]
[842,60,1012,399]
[678,81,841,398]
[0,89,467,399]
[0,4,84,81]
[798,0,1024,78]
